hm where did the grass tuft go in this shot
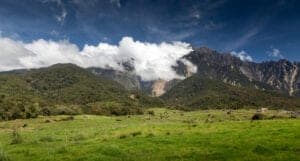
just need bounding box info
[119,134,127,139]
[131,131,142,137]
[0,148,10,161]
[10,130,22,145]
[39,136,55,142]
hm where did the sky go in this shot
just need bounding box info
[0,0,299,79]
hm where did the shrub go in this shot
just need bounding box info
[147,110,155,116]
[44,119,52,123]
[54,105,81,115]
[251,113,266,120]
[146,133,155,137]
[131,131,142,137]
[290,112,298,118]
[0,95,42,120]
[40,106,52,116]
[86,101,144,116]
[119,134,127,139]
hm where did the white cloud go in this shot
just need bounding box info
[56,8,67,23]
[0,36,195,81]
[230,51,253,62]
[0,37,35,71]
[267,48,284,58]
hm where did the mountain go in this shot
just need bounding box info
[162,47,300,109]
[0,64,163,120]
[1,47,299,120]
[88,47,300,98]
[180,47,300,96]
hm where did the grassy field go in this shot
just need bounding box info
[0,108,299,161]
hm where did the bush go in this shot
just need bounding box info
[53,105,82,115]
[147,110,155,116]
[40,107,52,116]
[86,102,144,116]
[0,97,40,120]
[119,134,127,139]
[131,131,142,137]
[146,133,155,137]
[251,113,266,120]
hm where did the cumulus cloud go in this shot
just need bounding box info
[0,36,194,81]
[230,51,253,62]
[267,48,284,59]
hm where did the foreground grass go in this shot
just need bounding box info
[0,109,299,161]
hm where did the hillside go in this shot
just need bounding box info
[24,64,131,104]
[162,75,300,110]
[0,64,163,120]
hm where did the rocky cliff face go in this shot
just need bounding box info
[240,60,300,96]
[184,47,300,96]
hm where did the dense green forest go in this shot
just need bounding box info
[0,64,163,120]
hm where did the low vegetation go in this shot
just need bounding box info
[0,108,299,161]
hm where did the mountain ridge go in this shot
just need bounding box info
[182,47,300,96]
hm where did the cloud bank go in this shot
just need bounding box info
[230,51,253,62]
[0,36,194,81]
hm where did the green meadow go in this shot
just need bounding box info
[0,108,299,161]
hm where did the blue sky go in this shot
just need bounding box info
[0,0,299,62]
